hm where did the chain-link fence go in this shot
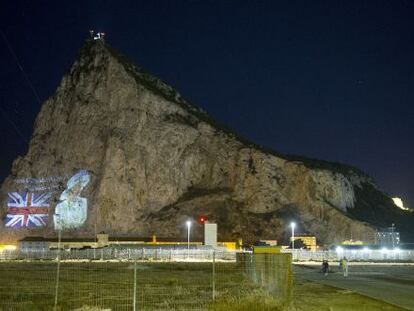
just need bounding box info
[0,251,292,311]
[236,253,292,307]
[283,249,414,262]
[0,247,235,262]
[4,247,414,263]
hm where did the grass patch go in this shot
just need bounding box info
[293,279,406,311]
[0,261,283,311]
[210,293,283,311]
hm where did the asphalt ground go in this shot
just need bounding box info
[294,262,414,310]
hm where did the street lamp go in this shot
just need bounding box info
[186,220,192,259]
[290,222,296,250]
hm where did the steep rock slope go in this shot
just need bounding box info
[1,40,410,244]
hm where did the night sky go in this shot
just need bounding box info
[1,1,413,208]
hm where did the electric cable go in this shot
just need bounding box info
[0,102,28,143]
[1,29,42,104]
[0,29,43,143]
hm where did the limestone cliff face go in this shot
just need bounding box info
[0,41,406,244]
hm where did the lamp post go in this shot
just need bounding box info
[186,220,192,259]
[290,222,296,250]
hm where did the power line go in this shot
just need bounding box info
[1,29,42,105]
[0,29,43,145]
[0,103,28,144]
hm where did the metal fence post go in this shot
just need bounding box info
[212,251,216,301]
[54,229,61,310]
[133,259,137,311]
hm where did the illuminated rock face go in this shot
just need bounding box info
[0,41,401,243]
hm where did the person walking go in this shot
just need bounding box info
[322,260,329,276]
[341,257,349,277]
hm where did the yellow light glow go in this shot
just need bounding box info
[0,245,17,251]
[392,197,412,211]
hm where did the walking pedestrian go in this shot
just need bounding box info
[341,257,349,277]
[322,260,329,276]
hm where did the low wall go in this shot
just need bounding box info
[283,249,414,262]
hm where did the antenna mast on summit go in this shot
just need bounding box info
[89,30,106,42]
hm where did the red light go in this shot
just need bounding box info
[197,215,208,224]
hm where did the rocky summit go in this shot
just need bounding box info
[0,40,411,244]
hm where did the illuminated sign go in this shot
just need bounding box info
[3,170,91,230]
[14,175,70,192]
[53,170,91,230]
[5,192,51,228]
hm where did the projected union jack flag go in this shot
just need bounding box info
[5,192,51,228]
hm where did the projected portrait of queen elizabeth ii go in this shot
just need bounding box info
[53,170,91,230]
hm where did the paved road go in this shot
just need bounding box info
[294,263,414,310]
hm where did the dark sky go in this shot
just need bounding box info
[1,1,413,207]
